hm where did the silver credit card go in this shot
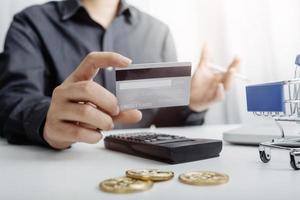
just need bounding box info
[115,62,191,111]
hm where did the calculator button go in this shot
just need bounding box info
[156,136,173,140]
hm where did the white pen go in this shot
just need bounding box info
[208,63,250,82]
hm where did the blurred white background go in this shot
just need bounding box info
[1,0,300,124]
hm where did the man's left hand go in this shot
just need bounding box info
[189,45,241,112]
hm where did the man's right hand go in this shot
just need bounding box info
[43,52,142,149]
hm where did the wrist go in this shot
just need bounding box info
[189,99,209,112]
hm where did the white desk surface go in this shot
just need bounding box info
[1,124,300,200]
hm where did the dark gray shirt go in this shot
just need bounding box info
[0,0,206,147]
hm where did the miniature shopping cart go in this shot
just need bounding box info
[246,55,300,170]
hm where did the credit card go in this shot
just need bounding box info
[115,62,192,111]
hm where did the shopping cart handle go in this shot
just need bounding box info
[295,55,300,66]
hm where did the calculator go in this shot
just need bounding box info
[104,132,222,164]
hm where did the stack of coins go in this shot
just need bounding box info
[99,169,229,194]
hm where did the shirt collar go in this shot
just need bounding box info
[59,0,133,22]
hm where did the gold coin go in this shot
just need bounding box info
[178,171,229,186]
[126,169,174,181]
[99,176,153,194]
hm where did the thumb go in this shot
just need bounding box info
[197,43,209,69]
[113,110,142,124]
[65,52,132,83]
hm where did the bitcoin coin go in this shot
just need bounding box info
[99,176,153,193]
[178,171,229,186]
[126,169,174,181]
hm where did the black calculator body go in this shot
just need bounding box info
[104,132,222,164]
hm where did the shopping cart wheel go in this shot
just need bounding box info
[290,151,300,170]
[259,146,271,163]
[259,148,271,163]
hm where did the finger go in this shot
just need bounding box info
[65,52,132,83]
[223,68,236,91]
[78,122,98,130]
[227,56,241,72]
[54,122,103,144]
[113,110,142,124]
[59,102,114,131]
[60,81,119,116]
[198,43,209,68]
[223,57,241,90]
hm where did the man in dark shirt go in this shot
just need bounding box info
[0,0,240,149]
